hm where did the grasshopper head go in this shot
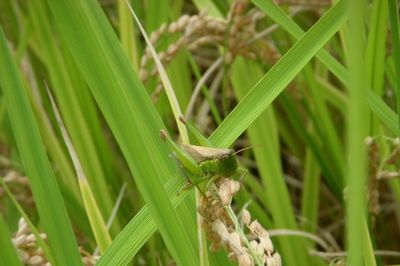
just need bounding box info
[216,153,238,177]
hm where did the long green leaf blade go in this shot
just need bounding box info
[388,0,400,132]
[0,27,82,266]
[0,214,23,266]
[100,2,351,263]
[366,91,399,135]
[47,86,112,253]
[252,0,348,85]
[231,58,309,265]
[45,0,198,264]
[98,175,186,265]
[366,0,388,134]
[29,0,119,232]
[253,0,399,135]
[346,0,371,264]
[210,0,347,147]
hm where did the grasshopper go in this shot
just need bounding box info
[160,118,245,192]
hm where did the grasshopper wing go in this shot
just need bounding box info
[181,144,233,163]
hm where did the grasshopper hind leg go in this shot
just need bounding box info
[169,152,195,195]
[169,152,191,183]
[170,152,209,196]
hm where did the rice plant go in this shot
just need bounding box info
[0,0,399,265]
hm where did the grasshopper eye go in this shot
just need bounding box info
[218,155,228,161]
[217,154,238,177]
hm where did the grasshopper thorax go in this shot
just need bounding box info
[216,153,238,177]
[199,152,238,177]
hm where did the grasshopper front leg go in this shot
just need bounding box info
[160,130,211,193]
[236,167,248,182]
[169,152,192,184]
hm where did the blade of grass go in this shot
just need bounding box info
[29,1,119,232]
[316,77,348,113]
[187,54,222,125]
[361,2,397,262]
[252,0,348,85]
[301,145,320,236]
[166,1,193,114]
[145,0,169,32]
[0,214,23,266]
[126,2,212,264]
[21,70,93,238]
[45,0,199,264]
[0,0,19,44]
[192,0,222,17]
[168,51,193,112]
[386,56,396,93]
[231,57,309,265]
[210,0,347,147]
[345,0,371,264]
[46,85,112,253]
[98,2,350,263]
[274,110,303,158]
[301,65,345,186]
[7,2,90,235]
[362,220,377,266]
[0,27,82,266]
[0,178,55,265]
[118,0,139,70]
[366,91,399,135]
[126,0,189,143]
[281,93,341,195]
[366,0,388,134]
[90,1,396,262]
[97,172,188,265]
[388,0,400,133]
[59,40,122,208]
[254,0,399,135]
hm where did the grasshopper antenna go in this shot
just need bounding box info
[233,145,261,155]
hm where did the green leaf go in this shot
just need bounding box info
[29,0,119,233]
[253,0,399,134]
[0,214,23,266]
[100,2,350,263]
[231,58,309,265]
[366,91,399,135]
[345,0,372,264]
[0,27,82,266]
[388,0,400,133]
[47,85,112,253]
[301,148,320,236]
[366,0,388,134]
[252,0,348,85]
[45,0,199,264]
[0,178,55,264]
[98,176,187,265]
[210,0,348,147]
[80,179,112,253]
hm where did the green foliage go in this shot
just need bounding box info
[0,214,23,266]
[0,0,399,265]
[0,27,83,266]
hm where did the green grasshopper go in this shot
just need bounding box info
[160,118,245,192]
